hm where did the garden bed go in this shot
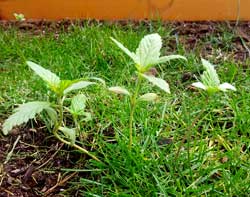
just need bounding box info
[0,21,250,196]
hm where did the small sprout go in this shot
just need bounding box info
[192,59,236,94]
[138,93,158,102]
[108,86,130,96]
[70,94,87,116]
[13,13,25,21]
[111,33,186,73]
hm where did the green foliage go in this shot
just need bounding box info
[140,73,170,94]
[63,81,95,95]
[0,25,248,196]
[2,101,51,135]
[27,61,61,93]
[2,61,101,161]
[70,94,87,116]
[108,86,130,95]
[13,13,25,21]
[111,33,186,73]
[59,126,76,145]
[192,59,236,94]
[138,93,158,102]
[109,33,185,147]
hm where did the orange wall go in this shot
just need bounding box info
[0,0,249,21]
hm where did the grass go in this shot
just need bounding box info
[0,22,250,196]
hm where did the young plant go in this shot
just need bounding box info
[2,61,101,161]
[13,13,26,21]
[109,33,186,148]
[192,58,236,94]
[176,58,236,161]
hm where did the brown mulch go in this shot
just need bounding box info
[0,20,250,196]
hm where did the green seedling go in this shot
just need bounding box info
[13,13,26,21]
[192,58,236,94]
[176,58,237,166]
[109,33,186,148]
[2,61,101,161]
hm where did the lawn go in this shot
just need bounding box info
[0,21,250,196]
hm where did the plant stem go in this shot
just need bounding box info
[128,74,143,149]
[53,130,100,162]
[53,96,100,162]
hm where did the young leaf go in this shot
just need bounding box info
[89,77,106,86]
[81,112,92,122]
[108,86,130,95]
[27,61,61,91]
[112,33,186,72]
[191,58,236,94]
[2,101,52,135]
[191,82,206,90]
[110,37,137,63]
[63,81,95,95]
[156,55,187,64]
[141,74,170,94]
[59,127,76,145]
[218,83,237,91]
[135,33,162,68]
[200,58,220,87]
[70,94,87,116]
[138,93,158,102]
[44,107,57,123]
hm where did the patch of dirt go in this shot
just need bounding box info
[0,123,87,196]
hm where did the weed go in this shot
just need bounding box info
[2,61,102,161]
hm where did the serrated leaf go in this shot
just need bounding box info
[201,58,220,86]
[27,61,61,91]
[112,33,186,73]
[135,33,162,68]
[2,101,52,135]
[44,107,57,123]
[63,81,95,95]
[138,93,158,102]
[111,37,137,63]
[108,86,130,95]
[81,112,92,122]
[89,77,106,86]
[141,74,170,94]
[59,127,76,144]
[70,94,87,116]
[156,55,187,64]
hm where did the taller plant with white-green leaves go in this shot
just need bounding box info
[109,33,186,148]
[2,61,101,161]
